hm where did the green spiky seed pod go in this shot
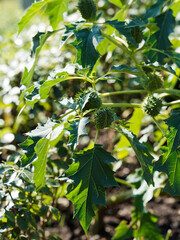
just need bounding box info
[94,108,114,129]
[143,73,164,92]
[142,96,162,117]
[78,0,97,22]
[131,26,143,44]
[83,91,102,111]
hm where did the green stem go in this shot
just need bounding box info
[165,229,172,240]
[59,109,75,120]
[106,190,133,207]
[152,117,166,137]
[101,31,130,55]
[102,102,141,108]
[163,99,180,106]
[100,88,180,97]
[115,177,134,188]
[100,89,146,97]
[94,130,99,144]
[154,136,167,152]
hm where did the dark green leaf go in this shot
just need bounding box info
[66,117,90,151]
[110,65,140,76]
[60,23,83,48]
[106,20,137,46]
[154,109,180,196]
[112,221,133,240]
[119,127,154,185]
[5,211,15,223]
[32,32,44,55]
[126,16,147,28]
[17,216,29,231]
[155,9,175,51]
[72,26,103,72]
[65,145,118,233]
[143,0,165,20]
[50,207,61,221]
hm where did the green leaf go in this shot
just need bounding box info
[118,127,154,185]
[106,20,137,46]
[115,108,144,159]
[60,23,81,48]
[155,9,175,50]
[5,211,15,223]
[65,145,118,233]
[45,0,69,30]
[39,72,69,99]
[17,216,29,231]
[21,31,55,87]
[66,117,90,151]
[143,0,165,20]
[50,207,61,221]
[112,221,133,240]
[154,110,180,196]
[26,118,57,139]
[72,26,103,72]
[33,138,50,190]
[108,0,123,8]
[165,109,180,153]
[58,97,77,110]
[110,65,140,76]
[133,211,164,240]
[171,0,180,17]
[18,0,51,34]
[126,16,147,28]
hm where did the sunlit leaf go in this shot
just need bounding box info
[65,145,118,233]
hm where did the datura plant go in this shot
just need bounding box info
[1,0,180,239]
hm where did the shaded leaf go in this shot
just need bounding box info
[143,0,165,20]
[154,110,180,196]
[110,65,140,76]
[112,221,133,240]
[155,9,175,51]
[72,26,103,72]
[118,127,154,185]
[17,216,29,231]
[65,145,118,233]
[106,20,137,46]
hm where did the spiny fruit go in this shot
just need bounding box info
[94,108,114,129]
[78,0,97,22]
[83,91,102,111]
[131,26,143,44]
[142,96,162,117]
[144,73,164,92]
